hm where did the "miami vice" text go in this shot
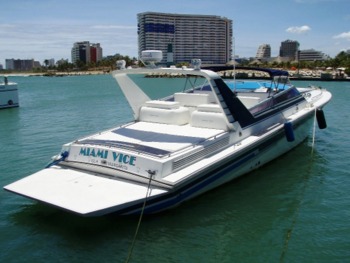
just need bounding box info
[79,147,136,166]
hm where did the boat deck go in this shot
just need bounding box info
[76,121,228,158]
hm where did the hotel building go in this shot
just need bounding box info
[137,12,232,65]
[299,49,329,61]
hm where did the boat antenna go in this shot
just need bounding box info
[140,50,163,68]
[233,35,237,92]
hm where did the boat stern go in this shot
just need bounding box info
[4,165,168,216]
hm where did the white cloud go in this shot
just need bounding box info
[286,25,311,34]
[333,31,350,41]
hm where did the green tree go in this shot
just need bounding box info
[57,61,74,72]
[44,59,49,67]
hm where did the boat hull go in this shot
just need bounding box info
[4,112,313,216]
[3,66,331,217]
[115,113,314,215]
[0,84,19,109]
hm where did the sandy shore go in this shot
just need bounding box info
[0,70,108,77]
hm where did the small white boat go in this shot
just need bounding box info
[4,53,332,216]
[0,76,19,109]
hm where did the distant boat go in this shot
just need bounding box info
[4,52,332,216]
[0,76,19,109]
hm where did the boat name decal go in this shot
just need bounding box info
[79,147,136,166]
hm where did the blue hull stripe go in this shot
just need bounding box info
[141,152,258,214]
[116,145,265,215]
[114,111,313,215]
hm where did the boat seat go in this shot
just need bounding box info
[190,104,228,131]
[196,104,222,113]
[193,90,216,103]
[139,100,190,125]
[174,93,210,107]
[144,100,180,109]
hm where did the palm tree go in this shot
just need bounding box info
[44,59,49,68]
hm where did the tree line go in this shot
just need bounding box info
[57,51,350,75]
[2,51,350,75]
[240,51,350,75]
[49,54,137,73]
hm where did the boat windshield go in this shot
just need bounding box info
[224,77,292,93]
[271,75,291,90]
[249,86,301,115]
[126,73,208,100]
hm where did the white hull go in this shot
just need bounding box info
[121,114,314,215]
[4,110,315,216]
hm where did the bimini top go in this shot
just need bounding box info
[202,66,289,77]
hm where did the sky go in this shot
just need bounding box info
[0,0,350,66]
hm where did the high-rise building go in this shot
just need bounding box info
[90,43,103,63]
[137,12,232,65]
[71,41,103,64]
[71,41,90,64]
[48,59,55,67]
[5,59,14,70]
[256,44,271,59]
[279,40,300,60]
[5,59,36,71]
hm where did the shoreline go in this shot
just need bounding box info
[1,69,349,81]
[0,70,108,77]
[221,76,350,82]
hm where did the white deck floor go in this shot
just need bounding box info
[4,165,168,216]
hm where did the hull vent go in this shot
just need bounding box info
[172,136,229,171]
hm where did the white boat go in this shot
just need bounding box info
[4,54,331,216]
[0,76,19,109]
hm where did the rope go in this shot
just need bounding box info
[45,151,69,168]
[279,159,313,262]
[280,111,317,262]
[125,171,154,263]
[311,108,317,155]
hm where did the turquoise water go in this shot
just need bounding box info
[1,75,349,262]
